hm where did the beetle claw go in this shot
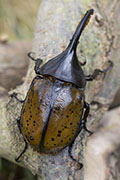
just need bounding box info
[84,126,93,136]
[27,52,37,61]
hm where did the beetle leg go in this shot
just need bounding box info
[90,100,103,109]
[68,143,83,169]
[28,52,37,61]
[15,117,28,162]
[10,92,24,103]
[86,60,113,81]
[15,139,28,162]
[17,117,22,134]
[68,102,92,168]
[81,102,93,135]
[28,52,43,74]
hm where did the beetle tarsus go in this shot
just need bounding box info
[28,52,37,61]
[28,52,43,74]
[15,139,28,162]
[90,100,103,109]
[15,118,28,162]
[81,102,93,135]
[68,143,83,169]
[10,92,24,103]
[86,60,114,81]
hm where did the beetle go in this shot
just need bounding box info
[13,9,113,168]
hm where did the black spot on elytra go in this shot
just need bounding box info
[57,134,61,137]
[70,122,73,125]
[51,138,55,141]
[33,120,36,123]
[30,136,34,140]
[58,130,62,133]
[66,115,69,118]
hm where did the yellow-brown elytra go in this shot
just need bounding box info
[13,9,113,168]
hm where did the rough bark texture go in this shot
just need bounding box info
[0,0,120,180]
[84,107,120,180]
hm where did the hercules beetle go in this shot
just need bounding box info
[13,9,113,168]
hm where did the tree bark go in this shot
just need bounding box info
[0,0,120,179]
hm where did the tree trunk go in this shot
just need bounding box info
[0,0,120,179]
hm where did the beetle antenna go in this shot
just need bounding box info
[67,9,94,53]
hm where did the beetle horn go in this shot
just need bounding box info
[39,9,94,88]
[67,9,94,52]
